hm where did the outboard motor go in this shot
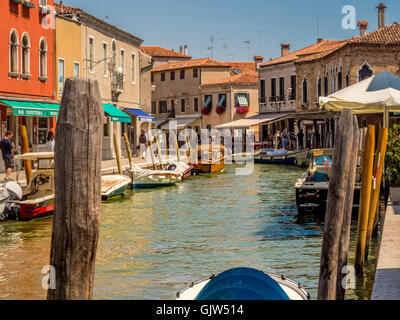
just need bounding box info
[5,181,23,201]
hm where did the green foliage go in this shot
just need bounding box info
[386,124,400,187]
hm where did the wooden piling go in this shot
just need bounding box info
[355,125,375,275]
[318,109,354,300]
[47,78,103,300]
[365,126,388,259]
[113,133,122,175]
[172,131,181,162]
[155,135,164,170]
[20,125,32,184]
[123,133,133,165]
[336,115,359,300]
[147,131,157,170]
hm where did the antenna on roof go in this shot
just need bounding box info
[244,40,251,61]
[313,15,320,40]
[206,36,214,59]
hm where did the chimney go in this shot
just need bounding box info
[179,45,183,53]
[317,38,323,43]
[254,56,264,70]
[281,43,290,57]
[184,45,188,55]
[60,1,63,11]
[376,3,387,29]
[358,20,368,36]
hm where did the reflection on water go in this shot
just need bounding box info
[0,164,378,300]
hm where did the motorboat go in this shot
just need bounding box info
[295,149,361,215]
[191,145,225,174]
[176,267,310,300]
[101,175,131,200]
[254,148,309,165]
[14,152,55,221]
[165,161,192,179]
[128,164,182,188]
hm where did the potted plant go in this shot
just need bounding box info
[386,124,400,203]
[201,106,212,115]
[236,106,249,114]
[216,105,226,115]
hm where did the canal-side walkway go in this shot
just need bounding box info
[371,198,400,300]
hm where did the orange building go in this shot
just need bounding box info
[0,0,56,155]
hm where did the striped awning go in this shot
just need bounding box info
[237,93,249,107]
[203,96,211,107]
[217,95,226,107]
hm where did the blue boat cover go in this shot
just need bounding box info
[315,156,332,166]
[195,267,290,300]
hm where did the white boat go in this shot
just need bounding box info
[101,175,131,200]
[177,267,310,300]
[128,164,182,188]
[165,161,192,179]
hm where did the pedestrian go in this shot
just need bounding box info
[290,131,296,150]
[0,131,15,181]
[139,129,147,159]
[46,131,55,152]
[297,129,304,150]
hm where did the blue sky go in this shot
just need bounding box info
[61,0,398,62]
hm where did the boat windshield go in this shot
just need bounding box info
[313,155,332,167]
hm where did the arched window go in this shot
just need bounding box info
[302,78,308,105]
[324,75,329,96]
[112,40,116,64]
[21,33,30,76]
[338,69,343,90]
[358,63,373,81]
[9,30,19,74]
[317,76,322,99]
[39,38,47,78]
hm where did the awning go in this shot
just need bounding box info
[155,118,168,127]
[237,93,249,107]
[217,95,226,107]
[203,96,211,107]
[215,113,293,130]
[103,104,131,123]
[0,100,60,117]
[124,108,154,122]
[161,117,201,130]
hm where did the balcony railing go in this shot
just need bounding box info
[288,93,296,101]
[269,96,277,102]
[277,95,285,102]
[259,97,266,103]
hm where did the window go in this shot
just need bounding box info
[89,37,94,73]
[111,40,116,64]
[324,75,329,96]
[151,101,156,114]
[104,117,109,137]
[203,95,212,108]
[235,93,249,107]
[260,79,266,102]
[159,101,167,113]
[161,72,165,81]
[131,53,136,82]
[279,77,285,101]
[346,74,350,87]
[270,78,276,101]
[302,78,308,104]
[181,99,185,113]
[58,59,65,95]
[338,70,343,90]
[74,62,80,78]
[39,0,47,7]
[359,63,373,81]
[39,38,47,78]
[290,75,296,100]
[194,97,199,112]
[151,73,154,82]
[9,30,19,74]
[180,69,185,79]
[170,71,175,81]
[102,42,108,76]
[317,77,322,99]
[120,49,125,74]
[193,68,198,78]
[217,94,226,107]
[38,118,48,145]
[21,34,30,76]
[170,100,175,116]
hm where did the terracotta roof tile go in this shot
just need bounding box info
[54,2,82,14]
[260,40,348,67]
[226,62,256,74]
[151,58,231,72]
[349,22,400,45]
[140,46,191,58]
[202,72,258,86]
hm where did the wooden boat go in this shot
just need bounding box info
[254,148,309,166]
[165,161,192,179]
[14,152,55,221]
[128,164,182,188]
[191,145,225,174]
[295,149,361,215]
[101,175,131,200]
[176,267,310,300]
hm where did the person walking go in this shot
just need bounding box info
[46,131,55,152]
[139,130,147,159]
[297,129,304,150]
[0,131,15,181]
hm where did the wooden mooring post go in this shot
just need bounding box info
[113,132,123,175]
[48,78,103,300]
[123,133,133,165]
[20,125,32,184]
[318,109,358,300]
[355,125,375,275]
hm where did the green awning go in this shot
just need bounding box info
[237,93,249,107]
[103,104,131,123]
[0,100,60,117]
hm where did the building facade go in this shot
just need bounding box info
[140,45,191,68]
[0,0,56,170]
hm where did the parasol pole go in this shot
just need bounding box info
[383,106,389,129]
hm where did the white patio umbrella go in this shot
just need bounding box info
[319,71,400,128]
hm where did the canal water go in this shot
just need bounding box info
[0,164,379,300]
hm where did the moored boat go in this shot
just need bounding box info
[165,161,192,179]
[177,267,310,300]
[101,175,131,200]
[254,148,309,166]
[295,149,361,215]
[191,145,225,174]
[128,164,182,188]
